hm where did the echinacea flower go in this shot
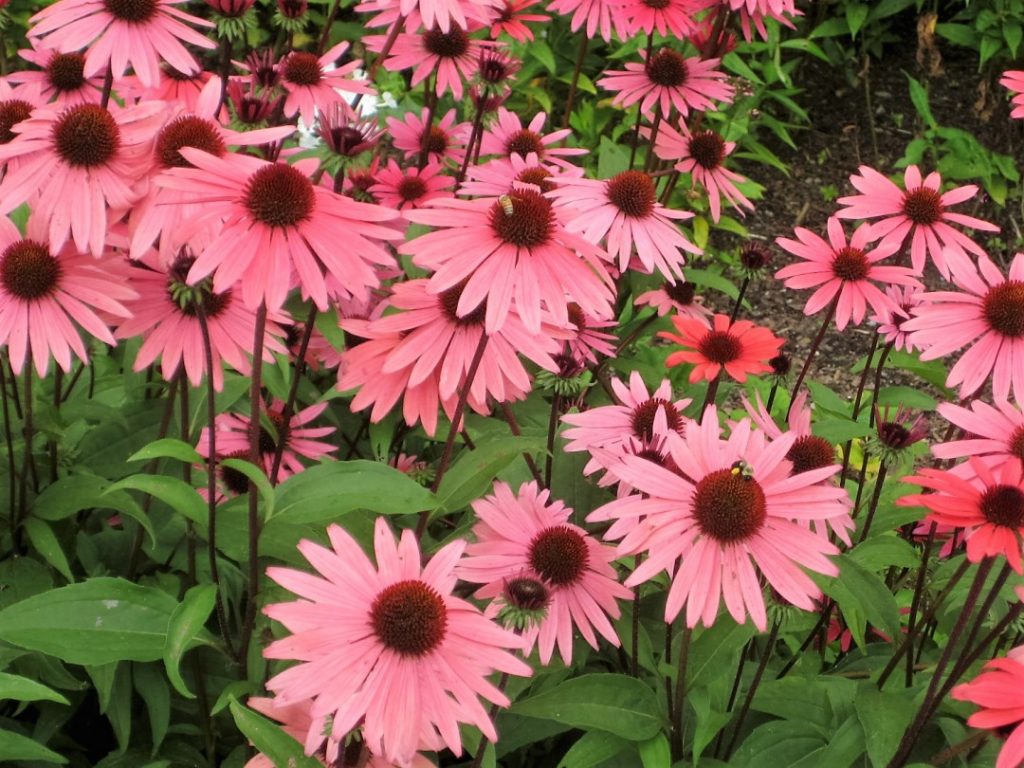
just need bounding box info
[458,481,630,664]
[458,151,583,197]
[386,108,470,166]
[634,280,713,320]
[652,120,753,222]
[373,25,486,100]
[775,217,921,331]
[599,49,733,120]
[402,189,615,334]
[620,0,697,40]
[279,42,372,127]
[661,313,784,383]
[548,170,699,281]
[0,216,135,376]
[546,0,623,42]
[900,458,1024,573]
[1001,70,1024,120]
[932,399,1024,469]
[477,108,585,165]
[835,165,999,277]
[902,250,1024,402]
[488,0,548,40]
[370,160,454,210]
[589,407,851,630]
[154,149,401,312]
[263,517,531,766]
[952,643,1024,768]
[0,101,165,257]
[8,43,104,106]
[872,284,925,353]
[564,302,616,365]
[28,0,216,88]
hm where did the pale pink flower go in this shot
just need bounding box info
[477,108,585,165]
[8,43,104,106]
[1001,70,1024,119]
[952,643,1024,768]
[370,159,454,210]
[775,217,921,331]
[599,50,734,119]
[458,481,630,664]
[28,0,215,88]
[547,0,624,41]
[836,165,999,277]
[387,107,470,166]
[634,280,713,320]
[280,42,372,127]
[872,284,925,353]
[263,517,531,765]
[589,407,851,630]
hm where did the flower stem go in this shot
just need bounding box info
[671,625,693,760]
[544,392,560,487]
[469,672,510,768]
[418,67,440,170]
[100,65,113,109]
[698,372,721,422]
[631,552,644,677]
[722,621,780,760]
[366,14,405,81]
[840,333,882,487]
[855,460,887,543]
[561,35,589,130]
[0,355,17,550]
[270,306,317,485]
[498,402,543,485]
[317,0,341,54]
[457,101,486,184]
[787,294,838,419]
[642,106,664,174]
[18,366,33,526]
[728,277,750,324]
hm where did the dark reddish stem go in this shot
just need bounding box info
[270,306,317,485]
[787,295,838,419]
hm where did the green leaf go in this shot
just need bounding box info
[221,458,276,518]
[812,418,871,445]
[433,436,542,515]
[0,672,69,705]
[0,577,178,665]
[22,518,73,582]
[31,474,120,521]
[810,17,850,38]
[0,728,68,763]
[163,584,217,698]
[731,721,825,767]
[751,678,831,734]
[229,699,323,768]
[557,731,629,768]
[529,40,555,72]
[854,686,915,767]
[935,22,979,47]
[905,74,937,129]
[134,663,170,752]
[876,386,936,411]
[105,474,201,536]
[129,438,202,465]
[637,734,670,768]
[848,536,919,570]
[511,674,662,741]
[845,3,868,37]
[819,556,901,649]
[598,136,631,178]
[688,619,757,690]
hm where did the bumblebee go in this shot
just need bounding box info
[730,460,754,480]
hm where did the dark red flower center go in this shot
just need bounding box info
[218,450,252,495]
[517,166,554,192]
[283,52,323,86]
[769,352,791,377]
[646,49,688,88]
[425,126,449,154]
[1,240,61,300]
[1010,426,1024,463]
[53,104,120,167]
[786,435,835,474]
[901,186,944,225]
[983,281,1024,338]
[277,0,307,18]
[643,0,670,8]
[490,189,554,247]
[505,129,544,157]
[606,170,656,218]
[244,163,316,228]
[980,484,1024,529]
[438,279,487,326]
[697,329,741,364]
[740,242,772,271]
[689,130,725,170]
[665,281,697,305]
[631,398,683,441]
[479,54,513,85]
[397,175,428,203]
[104,0,157,22]
[832,246,870,282]
[877,421,912,450]
[567,301,585,329]
[423,27,469,59]
[0,100,33,145]
[692,465,767,542]
[529,525,589,586]
[370,580,448,656]
[46,53,86,92]
[156,115,227,168]
[503,576,550,611]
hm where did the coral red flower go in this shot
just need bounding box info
[402,190,615,334]
[458,481,630,664]
[836,165,999,277]
[952,643,1024,768]
[280,42,372,127]
[263,517,531,765]
[900,458,1024,573]
[589,407,850,629]
[488,0,548,40]
[775,217,921,331]
[155,149,401,312]
[0,216,134,376]
[661,313,784,383]
[902,251,1024,402]
[1002,70,1024,119]
[370,159,454,210]
[599,50,733,119]
[28,0,215,88]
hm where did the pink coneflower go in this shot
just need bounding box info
[488,0,548,40]
[279,42,372,127]
[0,101,165,257]
[154,149,401,312]
[28,0,216,88]
[589,407,850,630]
[598,50,734,119]
[872,284,925,353]
[458,481,630,664]
[902,251,1024,402]
[932,399,1024,469]
[0,216,134,376]
[775,217,921,331]
[135,66,215,113]
[546,0,623,41]
[199,399,336,480]
[661,313,784,383]
[835,165,999,277]
[901,457,1024,572]
[387,107,469,166]
[458,151,584,197]
[652,120,752,222]
[634,280,713,320]
[549,170,699,281]
[1001,70,1024,119]
[620,0,698,39]
[565,302,616,364]
[952,644,1024,768]
[8,43,104,106]
[370,159,454,210]
[477,108,585,165]
[402,189,615,334]
[263,517,531,766]
[114,251,288,391]
[372,26,486,100]
[395,0,497,33]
